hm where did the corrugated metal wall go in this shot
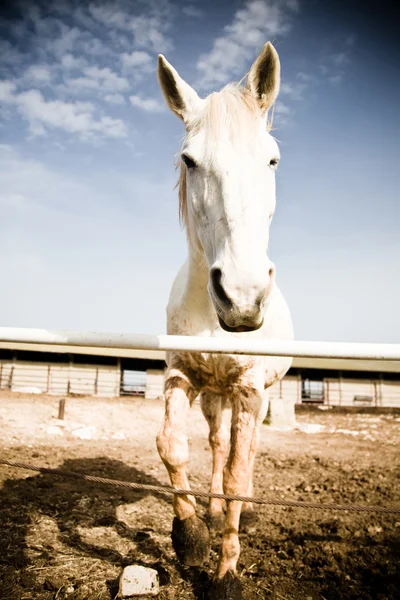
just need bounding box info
[0,360,120,397]
[1,357,400,406]
[145,369,164,399]
[269,375,300,403]
[326,378,376,407]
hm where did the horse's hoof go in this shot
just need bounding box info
[171,515,210,566]
[239,509,259,533]
[206,511,225,533]
[210,572,242,600]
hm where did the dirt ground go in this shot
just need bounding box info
[0,391,399,600]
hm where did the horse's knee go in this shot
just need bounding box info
[156,426,189,470]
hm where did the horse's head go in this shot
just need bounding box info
[158,43,281,333]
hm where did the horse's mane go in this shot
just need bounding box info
[175,84,274,233]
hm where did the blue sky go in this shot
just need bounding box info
[0,0,399,342]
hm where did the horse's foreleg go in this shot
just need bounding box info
[241,390,269,531]
[211,389,263,600]
[200,393,228,530]
[156,371,210,566]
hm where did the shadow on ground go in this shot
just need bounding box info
[0,453,399,599]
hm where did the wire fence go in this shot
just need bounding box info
[1,459,399,515]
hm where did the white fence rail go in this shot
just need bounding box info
[0,328,400,361]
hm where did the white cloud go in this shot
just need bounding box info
[50,25,83,56]
[280,80,307,101]
[130,15,173,54]
[65,77,101,91]
[196,0,299,89]
[274,100,291,116]
[1,84,127,140]
[129,94,165,113]
[88,3,132,30]
[83,66,129,91]
[328,74,343,85]
[24,65,52,83]
[121,50,153,72]
[0,81,17,102]
[64,66,130,95]
[105,93,126,105]
[61,53,88,71]
[82,37,110,57]
[296,71,316,84]
[88,1,174,53]
[0,40,23,67]
[331,52,349,68]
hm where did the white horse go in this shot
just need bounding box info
[156,42,293,599]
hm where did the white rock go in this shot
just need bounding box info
[45,425,64,436]
[118,565,159,597]
[71,425,96,440]
[297,422,325,434]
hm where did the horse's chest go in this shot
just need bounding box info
[176,352,262,396]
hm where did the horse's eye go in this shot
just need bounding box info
[182,154,197,169]
[269,158,279,170]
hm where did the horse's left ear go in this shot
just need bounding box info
[247,42,280,114]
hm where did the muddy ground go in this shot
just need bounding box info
[0,392,399,600]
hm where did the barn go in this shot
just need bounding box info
[1,340,399,408]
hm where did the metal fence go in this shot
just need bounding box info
[1,328,400,360]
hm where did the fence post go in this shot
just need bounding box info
[117,358,122,397]
[58,398,66,420]
[47,365,51,394]
[8,365,14,390]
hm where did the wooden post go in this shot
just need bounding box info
[297,374,301,405]
[339,371,343,406]
[373,380,378,407]
[379,374,383,407]
[117,358,122,397]
[47,365,51,394]
[58,398,66,420]
[94,367,99,396]
[67,355,72,396]
[326,379,330,407]
[8,365,14,390]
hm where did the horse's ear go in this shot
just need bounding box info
[157,55,201,122]
[247,42,280,114]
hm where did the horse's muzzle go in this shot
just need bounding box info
[217,314,264,333]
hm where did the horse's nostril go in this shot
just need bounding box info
[210,268,232,308]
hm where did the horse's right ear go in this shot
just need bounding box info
[157,55,201,123]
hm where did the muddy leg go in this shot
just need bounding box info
[211,389,263,600]
[240,391,269,532]
[200,393,228,531]
[156,370,210,566]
